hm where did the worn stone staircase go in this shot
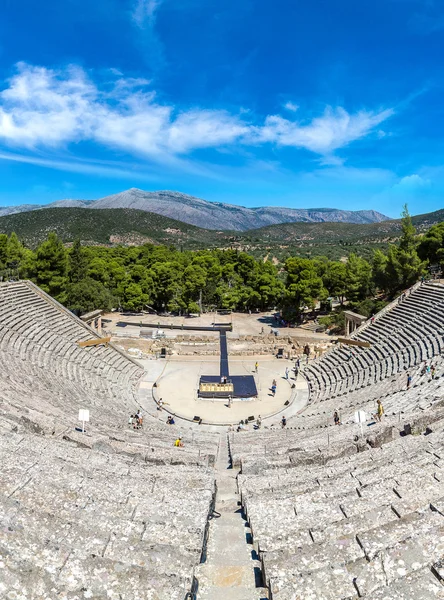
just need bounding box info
[195,435,268,600]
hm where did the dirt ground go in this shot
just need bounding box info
[103,309,332,341]
[107,312,334,361]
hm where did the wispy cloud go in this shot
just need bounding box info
[250,106,394,154]
[132,0,162,28]
[0,150,162,181]
[283,101,299,112]
[0,63,394,175]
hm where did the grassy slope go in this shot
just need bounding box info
[0,207,230,248]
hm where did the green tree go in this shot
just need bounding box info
[122,282,149,312]
[372,249,389,292]
[0,235,8,270]
[323,261,347,303]
[68,239,88,283]
[344,253,372,303]
[385,205,425,294]
[417,222,444,268]
[7,232,25,264]
[66,278,116,314]
[33,232,69,302]
[283,257,327,318]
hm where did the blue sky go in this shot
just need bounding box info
[0,0,443,217]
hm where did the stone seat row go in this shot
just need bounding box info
[233,425,444,599]
[0,429,217,600]
[306,282,444,403]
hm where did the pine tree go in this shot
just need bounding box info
[385,204,425,293]
[33,233,69,303]
[68,239,88,283]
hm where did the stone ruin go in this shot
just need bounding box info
[1,280,444,598]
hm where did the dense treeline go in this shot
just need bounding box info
[0,206,441,318]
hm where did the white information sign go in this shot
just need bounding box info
[354,409,367,437]
[78,409,90,433]
[354,410,367,424]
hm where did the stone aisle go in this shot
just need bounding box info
[195,435,269,600]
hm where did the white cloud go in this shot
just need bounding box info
[0,63,394,171]
[393,174,431,190]
[132,0,162,28]
[283,101,299,112]
[251,106,394,154]
[371,173,433,207]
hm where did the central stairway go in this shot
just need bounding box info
[195,435,269,600]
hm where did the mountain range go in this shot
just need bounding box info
[1,205,443,263]
[0,188,389,231]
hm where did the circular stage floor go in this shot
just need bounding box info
[151,356,308,425]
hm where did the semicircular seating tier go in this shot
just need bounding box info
[0,280,219,600]
[301,281,444,423]
[229,281,444,599]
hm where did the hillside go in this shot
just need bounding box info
[0,187,389,230]
[0,207,229,248]
[240,208,444,245]
[0,205,443,260]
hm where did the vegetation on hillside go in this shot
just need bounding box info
[0,208,226,249]
[0,205,444,264]
[0,206,435,326]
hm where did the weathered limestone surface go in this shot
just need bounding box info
[0,432,217,599]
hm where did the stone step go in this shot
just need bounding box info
[369,568,444,599]
[196,563,261,588]
[197,586,269,600]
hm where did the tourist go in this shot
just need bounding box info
[128,414,133,427]
[407,373,412,389]
[271,384,276,396]
[167,415,175,425]
[421,363,427,376]
[432,365,436,379]
[255,361,258,373]
[376,399,384,421]
[426,364,431,375]
[174,437,183,447]
[256,415,262,428]
[227,395,232,408]
[261,326,264,334]
[157,398,164,410]
[333,411,341,425]
[281,415,287,428]
[285,367,289,380]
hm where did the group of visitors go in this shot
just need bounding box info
[420,362,436,379]
[128,410,143,429]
